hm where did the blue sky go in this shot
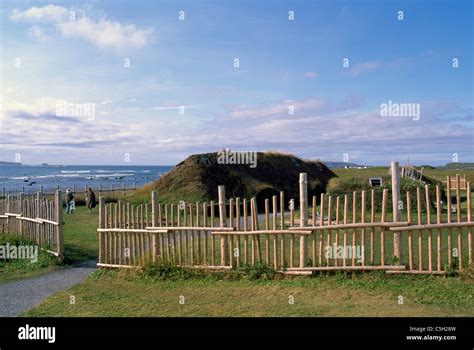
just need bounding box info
[0,0,472,166]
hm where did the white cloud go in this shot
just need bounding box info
[11,5,68,23]
[10,5,153,50]
[227,98,329,119]
[2,94,471,165]
[58,17,153,49]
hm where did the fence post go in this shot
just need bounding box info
[99,196,105,264]
[18,192,24,236]
[55,190,64,261]
[299,173,308,267]
[391,161,402,263]
[36,191,42,244]
[218,186,227,266]
[6,195,10,233]
[151,191,158,263]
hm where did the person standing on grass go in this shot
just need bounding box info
[65,188,75,214]
[86,187,96,213]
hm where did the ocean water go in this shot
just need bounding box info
[0,165,173,194]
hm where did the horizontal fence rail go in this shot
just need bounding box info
[97,166,473,275]
[0,191,64,260]
[1,183,138,200]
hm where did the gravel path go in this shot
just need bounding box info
[0,260,97,317]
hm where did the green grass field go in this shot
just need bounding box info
[22,267,474,317]
[62,206,99,264]
[331,167,474,186]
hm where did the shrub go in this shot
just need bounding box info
[238,262,276,280]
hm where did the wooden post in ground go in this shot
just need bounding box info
[55,190,64,261]
[18,192,23,236]
[416,187,422,270]
[272,195,278,268]
[6,195,10,234]
[250,198,256,264]
[235,198,241,267]
[151,191,158,263]
[467,182,472,265]
[99,196,105,264]
[446,177,452,268]
[218,186,227,266]
[210,200,215,265]
[425,185,433,272]
[265,198,270,264]
[436,185,442,272]
[280,191,285,267]
[407,191,413,270]
[36,191,42,245]
[456,174,463,270]
[381,189,388,266]
[243,198,248,264]
[391,161,402,263]
[251,197,262,263]
[299,173,308,267]
[361,190,366,265]
[370,189,375,263]
[320,193,326,266]
[229,198,234,266]
[203,202,208,264]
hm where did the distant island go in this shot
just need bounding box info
[0,161,22,166]
[322,161,370,169]
[40,163,64,167]
[321,161,474,170]
[436,162,474,170]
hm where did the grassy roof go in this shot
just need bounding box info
[129,152,336,205]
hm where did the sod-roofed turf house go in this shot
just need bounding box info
[135,152,336,207]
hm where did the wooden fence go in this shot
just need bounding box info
[443,174,467,190]
[0,191,64,260]
[1,183,137,200]
[97,163,473,274]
